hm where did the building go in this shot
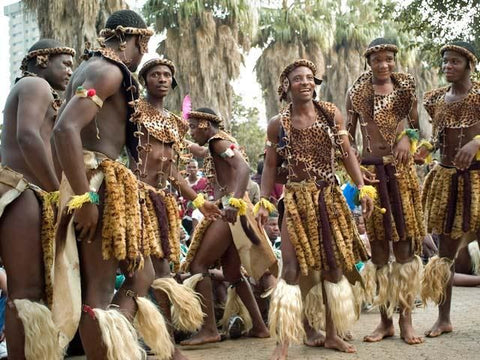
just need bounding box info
[4,1,39,87]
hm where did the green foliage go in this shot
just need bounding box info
[229,94,265,171]
[390,0,480,67]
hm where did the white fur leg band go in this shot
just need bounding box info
[219,282,252,332]
[304,283,325,332]
[323,276,357,338]
[421,255,453,305]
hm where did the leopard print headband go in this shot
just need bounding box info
[278,59,322,101]
[363,44,398,58]
[441,44,478,68]
[139,58,177,88]
[20,47,76,71]
[98,26,154,54]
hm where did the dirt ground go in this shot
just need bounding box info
[68,286,480,360]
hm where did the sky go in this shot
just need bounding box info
[0,0,265,123]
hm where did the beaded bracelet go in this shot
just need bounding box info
[228,197,247,216]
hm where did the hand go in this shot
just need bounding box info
[453,139,480,170]
[256,206,269,229]
[360,195,374,219]
[414,145,430,164]
[199,201,222,221]
[393,135,411,165]
[361,167,379,185]
[73,202,99,243]
[222,205,239,224]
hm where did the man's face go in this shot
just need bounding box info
[286,66,315,102]
[145,64,173,98]
[188,119,209,146]
[127,36,145,72]
[186,161,198,176]
[45,54,73,91]
[442,50,470,83]
[264,216,280,241]
[369,50,395,81]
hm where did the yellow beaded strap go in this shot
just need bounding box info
[67,191,100,213]
[75,86,103,108]
[396,129,419,154]
[192,193,206,209]
[45,190,60,204]
[228,197,247,216]
[253,197,276,216]
[474,135,480,161]
[357,185,386,214]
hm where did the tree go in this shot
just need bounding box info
[143,0,256,126]
[229,94,265,171]
[24,0,127,62]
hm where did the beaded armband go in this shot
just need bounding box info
[67,191,100,213]
[396,129,419,154]
[192,193,206,209]
[220,144,236,158]
[228,197,247,216]
[75,86,103,108]
[265,140,277,148]
[337,130,349,137]
[253,198,276,216]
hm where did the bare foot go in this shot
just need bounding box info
[247,326,270,338]
[180,330,221,346]
[304,326,325,347]
[325,335,356,353]
[172,348,189,360]
[363,321,394,342]
[399,313,424,345]
[342,330,354,341]
[424,319,453,338]
[270,342,289,360]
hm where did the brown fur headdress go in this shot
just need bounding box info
[20,47,76,72]
[278,59,322,101]
[139,58,177,88]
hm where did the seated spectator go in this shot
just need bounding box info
[453,239,480,287]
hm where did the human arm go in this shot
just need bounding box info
[394,99,420,165]
[345,93,360,160]
[16,78,59,192]
[453,135,480,170]
[53,63,123,242]
[185,139,208,158]
[336,109,374,219]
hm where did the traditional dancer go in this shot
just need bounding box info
[419,41,480,337]
[134,58,222,359]
[256,59,373,360]
[346,38,425,344]
[53,10,173,360]
[0,39,74,359]
[181,107,278,345]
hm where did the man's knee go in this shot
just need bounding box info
[190,260,209,275]
[371,242,390,266]
[281,261,300,285]
[7,286,44,303]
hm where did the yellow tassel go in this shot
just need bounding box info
[474,135,480,161]
[410,139,418,154]
[45,190,60,204]
[425,153,433,164]
[192,193,205,209]
[359,185,378,201]
[253,198,276,216]
[418,139,434,151]
[67,191,99,213]
[228,197,247,216]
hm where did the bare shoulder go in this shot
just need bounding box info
[79,58,124,91]
[16,76,53,98]
[267,114,281,137]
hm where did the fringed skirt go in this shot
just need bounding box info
[362,157,425,254]
[283,180,367,279]
[422,162,480,240]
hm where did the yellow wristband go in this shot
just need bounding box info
[67,191,99,213]
[228,197,247,216]
[192,193,206,209]
[45,190,59,204]
[358,185,378,201]
[253,198,276,216]
[418,139,434,152]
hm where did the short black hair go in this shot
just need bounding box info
[257,159,264,175]
[367,37,396,49]
[105,10,147,30]
[28,38,63,52]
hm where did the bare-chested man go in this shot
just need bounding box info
[53,10,174,360]
[419,41,480,337]
[133,58,222,359]
[346,38,425,345]
[0,39,74,359]
[256,59,373,360]
[181,108,278,346]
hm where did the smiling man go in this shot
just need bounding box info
[346,38,425,345]
[0,39,74,358]
[419,41,480,338]
[257,59,373,360]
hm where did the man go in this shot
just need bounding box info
[181,107,278,345]
[256,59,373,360]
[53,10,173,359]
[346,38,425,345]
[134,57,223,359]
[0,39,74,359]
[419,41,480,337]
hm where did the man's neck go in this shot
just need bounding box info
[188,173,198,183]
[291,100,315,117]
[450,77,472,95]
[146,93,165,111]
[371,75,392,86]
